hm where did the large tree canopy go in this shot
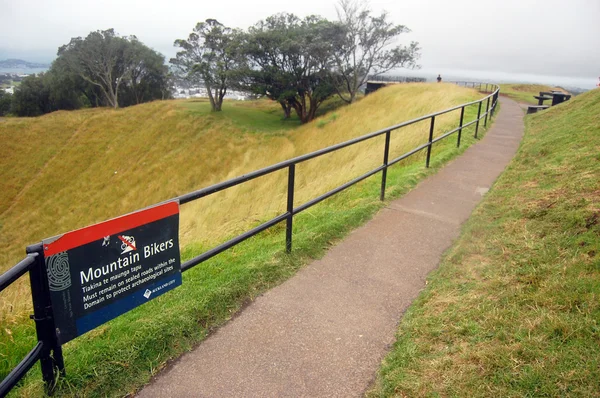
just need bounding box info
[243,13,337,123]
[332,0,421,103]
[57,29,169,108]
[9,30,170,116]
[120,40,172,105]
[172,19,245,112]
[10,74,51,116]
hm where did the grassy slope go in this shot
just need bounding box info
[1,83,489,397]
[1,83,476,318]
[500,83,567,105]
[369,89,600,397]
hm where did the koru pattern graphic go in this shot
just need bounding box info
[46,252,72,291]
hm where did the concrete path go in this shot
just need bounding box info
[138,97,524,398]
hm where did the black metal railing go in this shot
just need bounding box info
[0,82,500,395]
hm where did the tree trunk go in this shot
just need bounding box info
[216,86,227,111]
[101,86,118,109]
[213,88,223,111]
[280,101,292,119]
[134,82,141,104]
[206,83,218,111]
[292,101,308,124]
[306,97,319,123]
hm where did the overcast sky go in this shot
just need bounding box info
[2,0,599,88]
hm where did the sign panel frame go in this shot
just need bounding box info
[43,201,181,344]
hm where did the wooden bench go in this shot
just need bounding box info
[527,105,549,114]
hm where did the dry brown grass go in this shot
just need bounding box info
[0,82,480,322]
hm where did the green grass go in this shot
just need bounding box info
[180,99,303,133]
[368,89,600,397]
[179,95,350,134]
[2,90,492,397]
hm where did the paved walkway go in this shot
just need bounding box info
[138,97,524,398]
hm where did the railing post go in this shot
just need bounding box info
[457,106,465,148]
[426,116,435,168]
[474,101,482,138]
[27,243,64,394]
[495,92,499,114]
[380,130,391,201]
[285,164,295,253]
[484,97,491,127]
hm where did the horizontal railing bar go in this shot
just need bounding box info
[0,342,44,397]
[460,118,479,129]
[465,118,481,127]
[175,86,498,205]
[176,131,392,204]
[431,118,480,145]
[421,92,495,118]
[432,128,461,144]
[0,253,37,294]
[294,165,386,214]
[387,143,430,167]
[181,213,289,271]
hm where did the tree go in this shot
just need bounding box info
[44,56,91,110]
[119,40,171,106]
[57,29,157,108]
[243,13,337,123]
[172,19,245,112]
[6,30,170,117]
[0,90,12,116]
[332,0,421,103]
[10,74,51,116]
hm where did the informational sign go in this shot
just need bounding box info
[43,201,181,344]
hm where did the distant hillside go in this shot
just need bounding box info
[499,83,569,104]
[558,86,589,96]
[0,58,50,69]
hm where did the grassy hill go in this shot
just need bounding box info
[1,83,478,319]
[0,83,488,396]
[370,89,600,396]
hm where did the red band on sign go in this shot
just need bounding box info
[44,201,179,256]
